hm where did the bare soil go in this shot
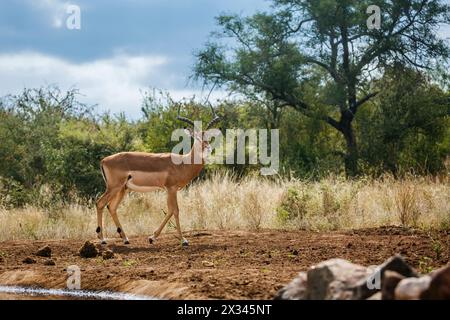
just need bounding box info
[0,228,448,300]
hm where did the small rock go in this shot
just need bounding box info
[274,272,307,300]
[79,241,99,258]
[22,257,36,264]
[36,245,52,258]
[102,250,114,260]
[202,260,215,268]
[43,259,56,266]
[382,271,405,300]
[395,276,432,300]
[420,265,450,300]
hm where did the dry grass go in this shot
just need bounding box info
[0,174,448,241]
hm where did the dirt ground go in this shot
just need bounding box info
[0,227,448,300]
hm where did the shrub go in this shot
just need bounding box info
[0,177,31,208]
[276,186,310,226]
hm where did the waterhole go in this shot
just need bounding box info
[0,286,156,300]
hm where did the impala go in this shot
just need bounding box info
[96,106,221,246]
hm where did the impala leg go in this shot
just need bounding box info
[96,191,112,244]
[173,208,188,247]
[169,193,189,247]
[107,188,129,244]
[169,190,188,247]
[149,209,174,244]
[149,189,179,245]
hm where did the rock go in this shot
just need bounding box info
[306,259,370,300]
[36,245,52,258]
[381,271,405,300]
[43,259,56,266]
[353,255,418,300]
[102,250,114,260]
[420,265,450,300]
[274,272,307,300]
[379,255,418,278]
[79,241,99,258]
[395,276,432,300]
[22,257,36,264]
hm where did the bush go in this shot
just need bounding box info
[0,177,31,208]
[276,186,310,226]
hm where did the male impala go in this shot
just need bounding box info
[96,106,221,246]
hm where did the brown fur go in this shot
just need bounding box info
[96,138,207,245]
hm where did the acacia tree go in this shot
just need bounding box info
[194,0,450,176]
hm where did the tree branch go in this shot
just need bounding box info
[351,91,380,114]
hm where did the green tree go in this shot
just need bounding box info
[358,66,450,174]
[194,0,450,176]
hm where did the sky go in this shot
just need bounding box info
[0,0,449,118]
[0,0,270,118]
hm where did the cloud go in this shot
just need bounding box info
[0,52,227,118]
[28,0,70,28]
[0,52,167,115]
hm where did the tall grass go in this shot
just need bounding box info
[0,174,448,241]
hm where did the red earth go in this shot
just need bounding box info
[0,227,448,299]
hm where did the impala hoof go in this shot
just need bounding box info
[149,236,156,245]
[124,240,130,245]
[181,239,189,247]
[100,240,107,245]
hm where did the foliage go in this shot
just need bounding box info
[0,77,448,207]
[194,0,450,175]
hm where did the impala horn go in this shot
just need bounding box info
[206,103,222,130]
[177,104,195,127]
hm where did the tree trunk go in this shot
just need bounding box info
[340,118,359,177]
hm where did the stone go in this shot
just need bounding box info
[274,272,307,300]
[22,257,36,264]
[306,259,369,300]
[420,265,450,300]
[43,259,56,266]
[353,255,418,300]
[79,241,99,258]
[395,276,432,300]
[381,271,405,300]
[102,250,114,260]
[36,245,52,258]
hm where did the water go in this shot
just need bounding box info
[0,286,156,300]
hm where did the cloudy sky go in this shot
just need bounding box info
[1,0,449,118]
[0,0,270,118]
